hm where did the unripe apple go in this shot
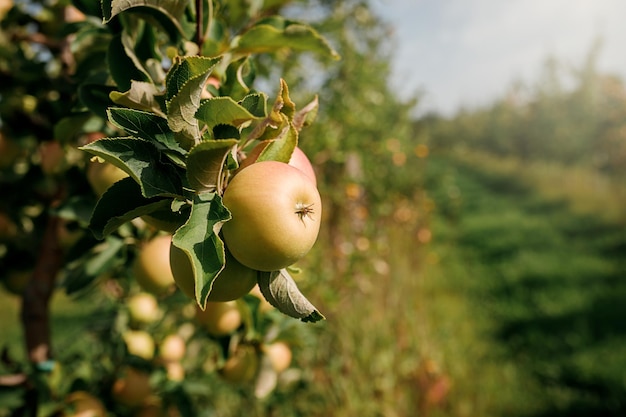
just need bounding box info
[64,391,106,417]
[132,235,176,296]
[239,144,317,186]
[263,341,292,373]
[169,244,257,302]
[86,160,129,196]
[220,345,259,383]
[1,269,31,296]
[195,301,242,337]
[222,161,322,271]
[123,330,155,360]
[158,334,186,363]
[0,132,20,168]
[127,292,162,325]
[112,367,152,408]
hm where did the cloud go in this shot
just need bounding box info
[373,0,626,115]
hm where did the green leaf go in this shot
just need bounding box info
[221,57,256,101]
[88,177,173,239]
[186,139,238,193]
[166,56,221,101]
[240,93,269,118]
[195,97,261,131]
[172,193,231,308]
[107,33,151,91]
[79,83,117,119]
[256,121,298,163]
[63,236,125,294]
[232,16,340,60]
[166,56,222,147]
[53,113,93,143]
[258,269,325,322]
[102,0,189,38]
[110,81,166,117]
[107,108,185,155]
[80,137,184,198]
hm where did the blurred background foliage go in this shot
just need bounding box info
[1,0,625,416]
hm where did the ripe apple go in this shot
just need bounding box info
[64,391,106,417]
[263,341,292,373]
[195,301,242,337]
[111,367,152,408]
[165,361,185,382]
[127,292,162,325]
[239,144,317,186]
[222,161,322,272]
[123,330,155,360]
[169,244,257,302]
[158,334,186,363]
[86,160,129,197]
[220,345,259,383]
[132,235,176,296]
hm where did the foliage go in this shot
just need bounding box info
[424,42,626,177]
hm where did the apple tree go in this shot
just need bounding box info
[0,0,338,415]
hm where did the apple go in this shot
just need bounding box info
[111,367,152,408]
[239,144,317,186]
[132,235,176,296]
[123,330,155,360]
[158,334,186,363]
[165,361,185,382]
[221,161,322,272]
[220,345,259,383]
[64,391,106,417]
[195,301,242,337]
[169,244,257,302]
[86,160,129,197]
[127,292,162,325]
[263,341,292,373]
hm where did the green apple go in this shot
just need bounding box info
[195,301,242,337]
[132,235,176,296]
[222,161,322,271]
[127,292,162,325]
[86,160,129,197]
[169,244,257,302]
[220,345,259,383]
[123,330,155,360]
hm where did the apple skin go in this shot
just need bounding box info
[111,367,152,408]
[222,161,322,272]
[169,244,257,302]
[86,161,129,196]
[220,345,259,383]
[195,301,242,337]
[127,292,162,325]
[123,330,155,360]
[64,391,106,417]
[263,341,292,373]
[132,235,176,296]
[158,334,186,363]
[239,144,317,186]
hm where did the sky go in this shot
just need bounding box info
[370,0,626,116]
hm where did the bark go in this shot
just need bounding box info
[20,214,64,365]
